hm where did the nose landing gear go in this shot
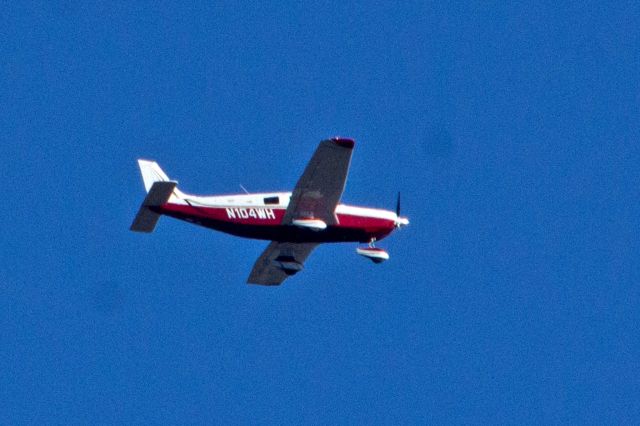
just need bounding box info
[356,238,389,263]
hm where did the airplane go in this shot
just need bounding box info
[130,137,409,285]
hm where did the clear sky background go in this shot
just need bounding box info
[2,2,639,424]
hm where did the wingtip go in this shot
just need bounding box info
[331,137,355,149]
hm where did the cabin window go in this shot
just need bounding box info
[264,196,279,205]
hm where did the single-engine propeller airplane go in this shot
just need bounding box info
[131,137,409,285]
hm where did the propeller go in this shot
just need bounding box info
[394,192,409,228]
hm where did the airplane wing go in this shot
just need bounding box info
[282,138,354,225]
[247,242,318,286]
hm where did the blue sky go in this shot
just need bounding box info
[1,2,639,424]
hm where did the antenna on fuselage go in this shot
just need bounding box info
[239,184,249,194]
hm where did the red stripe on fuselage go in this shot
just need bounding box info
[156,203,395,243]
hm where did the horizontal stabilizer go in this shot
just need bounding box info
[130,181,177,233]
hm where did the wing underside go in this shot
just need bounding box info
[247,242,318,286]
[248,138,353,285]
[282,138,354,226]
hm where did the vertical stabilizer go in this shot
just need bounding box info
[137,159,185,199]
[138,160,171,192]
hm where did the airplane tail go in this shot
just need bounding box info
[130,160,182,233]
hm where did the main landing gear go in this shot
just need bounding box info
[356,238,390,263]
